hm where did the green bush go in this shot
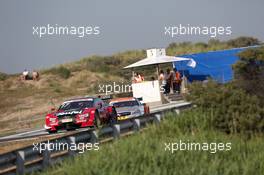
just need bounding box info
[48,66,71,79]
[227,37,260,48]
[186,45,264,134]
[81,51,144,79]
[233,46,264,105]
[166,37,259,56]
[0,72,7,81]
[187,81,264,134]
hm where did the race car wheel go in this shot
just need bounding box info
[94,111,100,128]
[47,130,57,134]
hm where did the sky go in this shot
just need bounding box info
[0,0,263,74]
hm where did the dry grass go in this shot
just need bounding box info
[0,69,125,136]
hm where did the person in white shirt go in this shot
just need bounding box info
[134,72,143,83]
[159,70,166,93]
[22,69,29,80]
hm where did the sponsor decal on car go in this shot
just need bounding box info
[57,110,82,116]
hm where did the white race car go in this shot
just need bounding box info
[109,97,150,121]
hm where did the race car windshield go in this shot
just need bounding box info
[59,101,93,110]
[112,101,138,108]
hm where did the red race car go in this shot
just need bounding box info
[45,97,117,133]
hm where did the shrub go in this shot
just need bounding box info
[82,51,144,79]
[227,37,260,48]
[49,66,71,79]
[166,37,259,56]
[187,81,264,134]
[0,72,7,81]
[233,46,264,105]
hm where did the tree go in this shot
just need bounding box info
[233,46,264,105]
[187,81,264,134]
[227,37,260,48]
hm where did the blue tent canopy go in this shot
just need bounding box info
[173,46,259,83]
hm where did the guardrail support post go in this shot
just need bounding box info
[42,143,51,169]
[133,119,140,132]
[16,150,25,175]
[112,124,120,139]
[154,114,161,124]
[67,136,76,156]
[174,109,180,115]
[90,130,98,143]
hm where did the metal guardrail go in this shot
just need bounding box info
[0,102,191,175]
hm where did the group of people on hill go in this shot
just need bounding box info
[133,72,145,83]
[132,69,182,94]
[21,69,40,81]
[159,68,182,94]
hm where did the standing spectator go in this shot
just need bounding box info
[140,73,144,81]
[159,70,166,93]
[169,69,174,93]
[165,69,173,94]
[134,72,143,83]
[173,68,182,93]
[22,69,29,80]
[32,70,39,81]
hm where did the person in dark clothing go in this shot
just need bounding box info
[165,69,173,94]
[173,68,182,93]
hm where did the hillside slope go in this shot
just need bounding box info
[0,37,260,135]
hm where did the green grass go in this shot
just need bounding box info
[44,66,71,79]
[39,109,264,175]
[0,72,7,81]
